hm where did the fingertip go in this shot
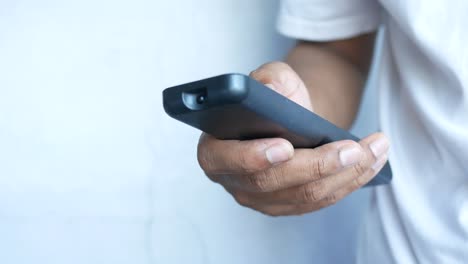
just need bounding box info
[282,139,295,159]
[368,135,390,158]
[249,67,265,80]
[249,61,290,84]
[264,139,294,165]
[372,153,388,172]
[379,133,391,149]
[264,83,275,90]
[339,143,365,167]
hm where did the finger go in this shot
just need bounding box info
[234,139,365,192]
[232,163,373,206]
[362,132,390,159]
[249,61,312,110]
[280,153,388,216]
[197,133,294,179]
[243,154,389,217]
[321,152,389,205]
[288,132,389,201]
[295,132,390,201]
[229,162,372,206]
[227,132,390,204]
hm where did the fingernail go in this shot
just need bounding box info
[266,143,293,165]
[264,83,275,90]
[339,145,364,167]
[372,154,388,171]
[369,136,390,158]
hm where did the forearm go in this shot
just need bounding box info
[286,33,376,129]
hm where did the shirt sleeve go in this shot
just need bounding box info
[277,0,382,41]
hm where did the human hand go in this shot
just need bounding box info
[197,62,389,216]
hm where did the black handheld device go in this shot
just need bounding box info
[163,73,392,186]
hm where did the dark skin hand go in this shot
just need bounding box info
[197,33,390,216]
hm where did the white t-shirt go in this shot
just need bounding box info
[278,0,468,263]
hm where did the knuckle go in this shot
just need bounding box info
[310,158,326,180]
[237,148,268,173]
[246,172,269,192]
[247,171,277,192]
[301,182,324,202]
[326,155,342,173]
[236,150,253,172]
[354,175,365,188]
[324,194,338,206]
[356,170,374,187]
[352,161,368,177]
[267,166,285,189]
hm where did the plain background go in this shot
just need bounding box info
[0,0,379,263]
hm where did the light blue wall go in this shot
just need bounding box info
[0,1,380,263]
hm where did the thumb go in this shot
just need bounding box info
[250,61,313,111]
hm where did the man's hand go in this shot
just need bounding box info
[197,62,389,216]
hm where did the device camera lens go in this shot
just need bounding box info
[196,94,206,104]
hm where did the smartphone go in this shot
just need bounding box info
[163,73,392,186]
